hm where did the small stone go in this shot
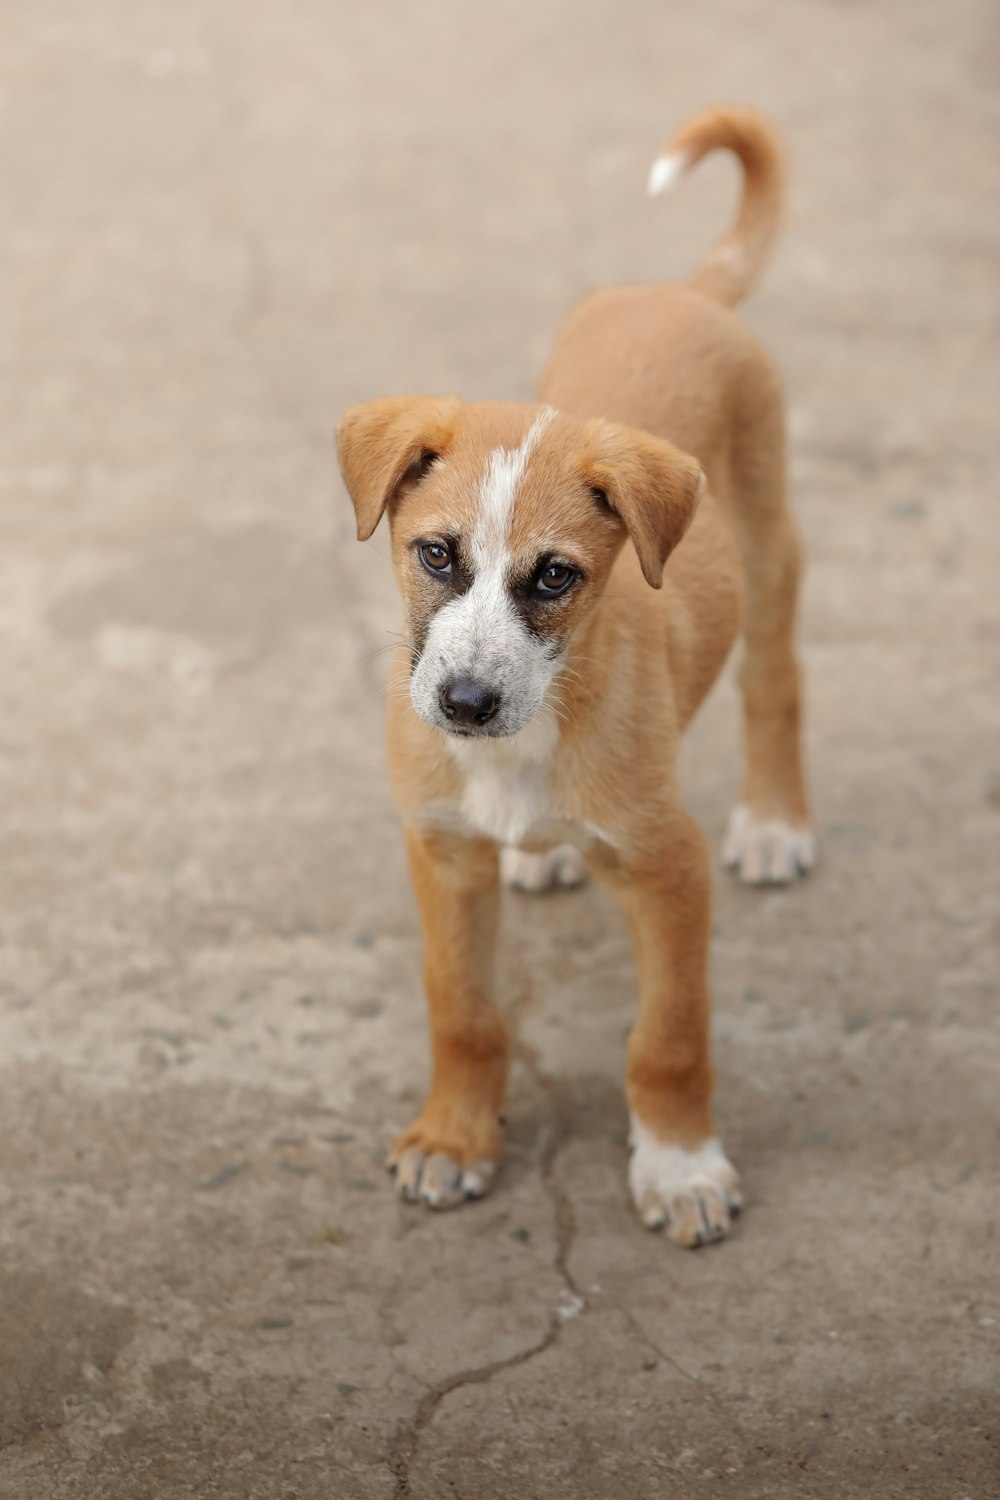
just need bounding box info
[150,1358,204,1390]
[352,999,382,1019]
[510,1227,531,1244]
[317,1225,350,1246]
[888,498,926,521]
[557,1290,585,1322]
[198,1162,248,1191]
[338,1382,360,1396]
[259,1317,294,1330]
[81,1362,110,1392]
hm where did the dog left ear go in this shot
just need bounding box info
[582,420,705,588]
[336,395,463,540]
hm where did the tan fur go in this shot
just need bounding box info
[659,105,786,306]
[336,107,813,1246]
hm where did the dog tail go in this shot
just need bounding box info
[646,107,785,306]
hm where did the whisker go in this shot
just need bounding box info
[356,641,414,667]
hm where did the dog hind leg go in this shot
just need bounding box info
[722,385,816,884]
[500,843,588,893]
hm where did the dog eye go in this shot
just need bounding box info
[419,542,452,576]
[535,562,576,597]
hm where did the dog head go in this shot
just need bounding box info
[336,397,703,740]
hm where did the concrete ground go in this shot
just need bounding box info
[1,1,997,1495]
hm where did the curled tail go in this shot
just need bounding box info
[646,107,786,306]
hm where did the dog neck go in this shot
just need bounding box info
[444,708,560,845]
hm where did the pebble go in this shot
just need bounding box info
[198,1162,247,1192]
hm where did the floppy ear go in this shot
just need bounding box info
[335,395,463,541]
[582,420,705,587]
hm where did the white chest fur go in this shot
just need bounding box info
[446,714,559,846]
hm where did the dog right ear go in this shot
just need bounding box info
[335,395,462,541]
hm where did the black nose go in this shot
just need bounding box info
[439,677,500,727]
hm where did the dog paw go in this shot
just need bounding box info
[390,1148,497,1208]
[387,1117,501,1209]
[500,843,588,893]
[628,1124,742,1247]
[723,803,816,885]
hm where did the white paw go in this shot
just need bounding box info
[723,803,817,885]
[628,1122,742,1247]
[389,1147,497,1209]
[500,843,588,893]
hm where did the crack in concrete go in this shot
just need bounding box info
[615,1306,753,1440]
[521,982,751,1442]
[385,1307,564,1498]
[386,983,584,1497]
[512,985,585,1310]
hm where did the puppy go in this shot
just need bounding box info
[336,107,814,1246]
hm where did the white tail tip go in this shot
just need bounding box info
[646,151,688,198]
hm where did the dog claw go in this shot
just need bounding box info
[723,804,816,885]
[388,1144,498,1209]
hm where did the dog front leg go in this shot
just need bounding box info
[388,826,509,1209]
[611,810,742,1246]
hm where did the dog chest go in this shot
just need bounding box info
[445,715,559,846]
[459,756,551,845]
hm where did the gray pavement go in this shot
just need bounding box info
[1,2,998,1496]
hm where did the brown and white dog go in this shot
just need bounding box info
[336,108,814,1247]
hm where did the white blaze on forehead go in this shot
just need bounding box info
[472,406,555,564]
[447,404,554,682]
